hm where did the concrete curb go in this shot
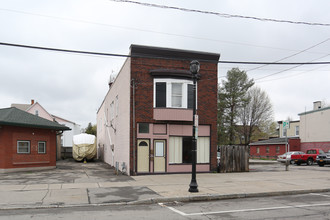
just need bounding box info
[2,188,330,211]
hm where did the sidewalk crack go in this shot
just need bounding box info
[87,188,91,204]
[41,189,49,205]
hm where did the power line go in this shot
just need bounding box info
[254,53,330,81]
[110,0,330,27]
[248,38,330,72]
[257,65,329,83]
[2,42,330,65]
[1,7,323,54]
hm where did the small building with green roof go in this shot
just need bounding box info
[0,107,70,173]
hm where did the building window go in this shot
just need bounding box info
[283,128,287,137]
[171,83,183,107]
[295,126,299,136]
[154,78,194,109]
[38,141,46,154]
[182,137,192,163]
[155,141,164,157]
[17,141,30,154]
[266,146,270,154]
[35,110,39,116]
[138,123,149,133]
[155,82,166,107]
[256,147,260,154]
[115,95,119,117]
[169,136,210,164]
[276,146,280,154]
[187,84,194,109]
[197,137,210,163]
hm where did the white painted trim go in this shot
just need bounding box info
[153,78,195,109]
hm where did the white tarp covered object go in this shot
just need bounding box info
[72,133,96,161]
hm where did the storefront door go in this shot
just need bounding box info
[154,140,166,173]
[137,139,149,173]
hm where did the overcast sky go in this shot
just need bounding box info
[1,0,330,128]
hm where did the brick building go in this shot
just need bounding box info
[97,45,220,175]
[0,107,70,173]
[249,137,301,159]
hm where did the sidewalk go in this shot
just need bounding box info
[1,161,330,210]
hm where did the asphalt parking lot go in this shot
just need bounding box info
[250,161,330,172]
[1,159,329,186]
[1,159,330,209]
[0,159,133,185]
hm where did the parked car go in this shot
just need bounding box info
[277,151,304,164]
[291,148,325,165]
[316,150,330,167]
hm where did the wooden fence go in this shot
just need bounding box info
[219,145,249,173]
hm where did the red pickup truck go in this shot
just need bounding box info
[291,148,325,165]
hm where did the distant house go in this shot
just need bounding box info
[278,120,300,138]
[250,137,301,159]
[11,100,81,159]
[0,107,70,173]
[249,120,301,159]
[299,101,330,152]
[97,45,220,175]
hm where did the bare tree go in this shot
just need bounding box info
[238,86,274,145]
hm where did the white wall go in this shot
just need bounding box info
[55,118,81,148]
[300,107,330,143]
[97,58,131,174]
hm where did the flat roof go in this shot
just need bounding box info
[130,44,220,62]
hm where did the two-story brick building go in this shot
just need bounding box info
[97,45,220,175]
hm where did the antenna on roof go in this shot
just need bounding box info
[108,70,117,88]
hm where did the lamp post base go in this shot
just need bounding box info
[189,180,199,192]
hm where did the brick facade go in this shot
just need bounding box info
[300,142,330,153]
[0,125,56,171]
[250,138,301,159]
[129,50,219,174]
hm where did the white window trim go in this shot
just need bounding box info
[17,141,30,154]
[153,78,196,109]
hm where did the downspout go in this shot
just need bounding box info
[132,78,136,175]
[56,130,64,161]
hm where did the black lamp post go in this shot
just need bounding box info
[189,60,200,193]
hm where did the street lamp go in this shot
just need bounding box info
[189,60,200,193]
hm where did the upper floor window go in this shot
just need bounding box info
[154,78,194,109]
[35,110,39,116]
[283,128,287,137]
[295,126,299,136]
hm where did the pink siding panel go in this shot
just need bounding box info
[167,164,209,172]
[169,124,191,136]
[153,108,193,121]
[153,124,167,134]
